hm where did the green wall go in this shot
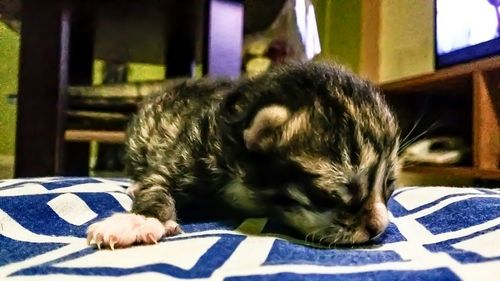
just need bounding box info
[92,60,166,85]
[0,23,19,156]
[0,22,165,157]
[314,0,362,72]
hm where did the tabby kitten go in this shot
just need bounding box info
[87,62,400,249]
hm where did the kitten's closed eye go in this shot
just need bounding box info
[385,177,396,189]
[271,193,301,208]
[384,177,397,202]
[303,187,351,211]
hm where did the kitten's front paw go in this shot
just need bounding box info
[86,213,182,249]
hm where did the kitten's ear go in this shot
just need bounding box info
[243,105,291,151]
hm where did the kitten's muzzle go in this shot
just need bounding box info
[363,202,389,240]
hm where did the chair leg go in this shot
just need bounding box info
[64,1,96,176]
[164,0,198,78]
[15,0,71,177]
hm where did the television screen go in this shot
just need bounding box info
[435,0,500,68]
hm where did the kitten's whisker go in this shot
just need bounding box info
[305,229,322,243]
[311,230,320,243]
[319,230,337,245]
[323,230,345,249]
[400,112,425,146]
[319,235,329,245]
[327,239,336,249]
[400,96,433,149]
[310,226,330,244]
[305,232,313,242]
[399,121,441,154]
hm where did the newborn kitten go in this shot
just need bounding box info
[87,62,400,249]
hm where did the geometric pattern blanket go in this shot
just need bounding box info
[0,177,499,280]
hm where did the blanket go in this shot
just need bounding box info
[0,177,499,280]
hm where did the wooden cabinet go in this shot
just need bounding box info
[381,56,500,180]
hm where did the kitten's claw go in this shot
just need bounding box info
[146,233,158,244]
[109,235,118,249]
[164,220,183,236]
[86,213,180,249]
[125,183,142,199]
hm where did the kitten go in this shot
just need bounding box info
[87,62,400,249]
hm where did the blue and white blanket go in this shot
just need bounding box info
[0,177,499,280]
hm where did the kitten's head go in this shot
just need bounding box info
[221,62,400,245]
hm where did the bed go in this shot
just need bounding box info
[0,177,499,280]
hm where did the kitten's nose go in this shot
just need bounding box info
[364,202,389,239]
[365,221,384,239]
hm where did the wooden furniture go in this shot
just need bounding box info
[15,0,244,177]
[381,56,500,180]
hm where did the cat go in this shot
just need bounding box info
[86,62,400,249]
